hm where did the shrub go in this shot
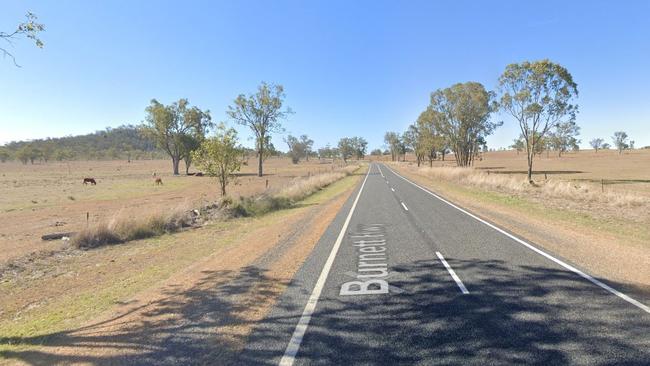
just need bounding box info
[71,206,194,249]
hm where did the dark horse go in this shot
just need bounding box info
[83,178,97,185]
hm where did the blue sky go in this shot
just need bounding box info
[1,0,649,150]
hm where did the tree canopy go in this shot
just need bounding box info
[192,124,242,196]
[227,82,291,176]
[498,59,578,181]
[142,98,212,175]
[430,82,499,167]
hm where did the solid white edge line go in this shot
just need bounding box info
[401,202,409,211]
[279,164,372,366]
[436,251,470,294]
[384,164,650,314]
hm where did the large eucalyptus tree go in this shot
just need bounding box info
[498,60,578,182]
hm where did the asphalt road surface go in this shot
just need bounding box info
[240,163,650,365]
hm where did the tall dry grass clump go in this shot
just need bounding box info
[410,165,648,208]
[72,205,195,249]
[230,165,359,216]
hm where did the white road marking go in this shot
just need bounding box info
[279,164,372,366]
[377,164,385,177]
[391,187,395,192]
[436,251,469,294]
[401,202,409,211]
[384,164,650,314]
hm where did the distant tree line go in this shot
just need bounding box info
[383,59,583,183]
[0,125,165,164]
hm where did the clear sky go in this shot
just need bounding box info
[1,0,649,150]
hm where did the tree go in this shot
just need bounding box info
[337,137,355,163]
[402,126,419,164]
[15,145,30,164]
[498,60,578,182]
[430,82,500,167]
[415,107,445,166]
[384,132,401,161]
[612,131,629,154]
[548,121,580,157]
[510,138,525,155]
[54,148,75,161]
[589,138,604,153]
[227,82,291,177]
[370,148,382,156]
[0,147,11,162]
[299,135,314,161]
[351,137,368,160]
[142,99,212,175]
[285,135,308,164]
[1,12,44,67]
[192,124,242,196]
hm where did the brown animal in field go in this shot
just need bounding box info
[83,178,97,185]
[154,177,163,186]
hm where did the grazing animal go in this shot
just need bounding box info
[83,178,97,185]
[154,177,163,186]
[195,172,204,177]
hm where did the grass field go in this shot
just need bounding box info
[394,148,650,197]
[0,166,364,362]
[0,157,347,265]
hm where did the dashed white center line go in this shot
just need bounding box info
[378,165,385,177]
[436,251,469,294]
[400,202,408,211]
[391,188,395,192]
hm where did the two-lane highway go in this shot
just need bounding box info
[240,163,650,365]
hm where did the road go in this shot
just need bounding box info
[240,163,650,365]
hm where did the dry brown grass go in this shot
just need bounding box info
[277,165,359,201]
[409,165,648,208]
[0,157,346,264]
[231,165,360,217]
[72,204,196,249]
[69,165,361,248]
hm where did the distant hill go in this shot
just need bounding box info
[0,125,165,163]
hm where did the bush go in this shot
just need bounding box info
[72,207,195,249]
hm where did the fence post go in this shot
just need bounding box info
[86,212,89,227]
[265,179,268,189]
[601,179,604,193]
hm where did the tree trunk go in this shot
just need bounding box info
[172,157,180,175]
[526,150,534,183]
[257,142,264,177]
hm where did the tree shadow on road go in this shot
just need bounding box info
[1,259,649,365]
[240,258,650,365]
